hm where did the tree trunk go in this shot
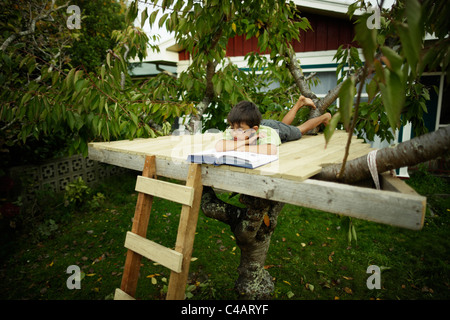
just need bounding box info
[314,126,450,183]
[201,187,285,299]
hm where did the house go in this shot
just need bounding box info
[132,0,448,175]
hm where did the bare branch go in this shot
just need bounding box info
[0,1,70,52]
[285,48,317,100]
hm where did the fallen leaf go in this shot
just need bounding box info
[283,280,291,286]
[328,251,334,262]
[301,243,306,247]
[287,291,295,298]
[321,282,331,289]
[264,265,275,269]
[263,213,270,227]
[344,287,353,294]
[191,257,198,261]
[343,276,353,280]
[151,277,157,285]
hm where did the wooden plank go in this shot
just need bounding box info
[114,288,136,300]
[135,176,194,206]
[167,163,203,300]
[199,168,425,230]
[124,232,183,273]
[120,155,156,298]
[380,172,421,196]
[166,161,425,230]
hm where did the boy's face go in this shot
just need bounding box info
[229,122,258,141]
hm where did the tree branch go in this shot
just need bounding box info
[0,0,70,52]
[188,24,223,133]
[285,48,317,100]
[313,126,450,184]
[201,187,243,227]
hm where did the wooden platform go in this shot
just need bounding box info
[88,131,426,230]
[88,131,373,181]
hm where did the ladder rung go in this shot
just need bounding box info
[135,176,195,206]
[114,288,136,300]
[124,231,183,273]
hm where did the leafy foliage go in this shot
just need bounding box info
[332,0,448,144]
[0,0,194,167]
[69,0,128,72]
[137,0,313,130]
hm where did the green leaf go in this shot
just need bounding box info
[129,111,139,127]
[324,112,341,147]
[100,65,105,82]
[66,68,76,90]
[67,111,75,130]
[149,10,158,25]
[159,13,169,28]
[141,8,148,28]
[379,68,405,130]
[339,76,356,130]
[366,78,378,102]
[381,46,403,76]
[351,224,357,244]
[51,71,59,86]
[20,92,32,107]
[355,14,377,67]
[397,0,423,77]
[73,70,83,86]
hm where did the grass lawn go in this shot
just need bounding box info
[1,167,449,300]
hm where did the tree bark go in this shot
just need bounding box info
[201,187,285,299]
[314,125,450,183]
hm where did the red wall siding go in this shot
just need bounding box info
[179,13,355,60]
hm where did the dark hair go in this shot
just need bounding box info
[227,101,262,128]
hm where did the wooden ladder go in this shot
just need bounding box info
[114,155,203,300]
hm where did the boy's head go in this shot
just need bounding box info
[227,101,262,140]
[227,100,262,128]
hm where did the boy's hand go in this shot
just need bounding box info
[247,132,266,145]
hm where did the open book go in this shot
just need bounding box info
[187,149,278,169]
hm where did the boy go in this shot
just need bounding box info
[215,95,331,155]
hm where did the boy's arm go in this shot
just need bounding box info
[215,139,277,155]
[215,139,247,152]
[236,144,278,155]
